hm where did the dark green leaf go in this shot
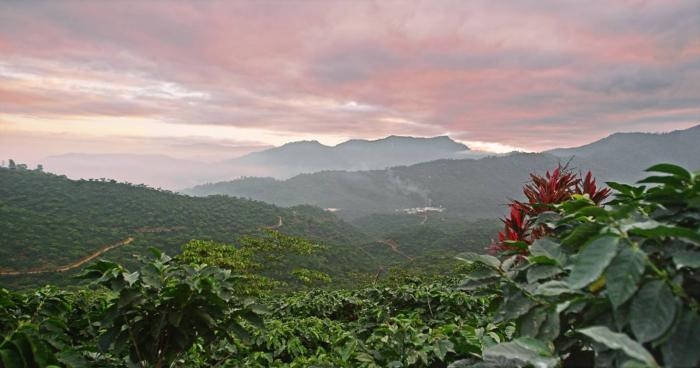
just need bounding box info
[567,236,619,289]
[535,281,576,296]
[0,348,23,368]
[606,247,646,307]
[671,249,700,269]
[530,239,565,265]
[629,281,677,343]
[661,308,700,368]
[455,252,501,269]
[645,163,691,181]
[579,326,657,367]
[494,290,537,323]
[526,264,562,283]
[638,175,684,187]
[483,337,558,368]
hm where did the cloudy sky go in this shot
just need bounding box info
[1,0,699,163]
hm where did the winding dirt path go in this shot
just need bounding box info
[262,216,283,229]
[0,237,134,276]
[378,239,413,261]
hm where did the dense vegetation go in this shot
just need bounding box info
[0,168,495,289]
[0,168,373,289]
[1,163,698,367]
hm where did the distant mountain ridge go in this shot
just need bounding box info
[40,135,480,189]
[229,135,474,177]
[185,124,700,219]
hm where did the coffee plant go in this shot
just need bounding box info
[458,164,700,367]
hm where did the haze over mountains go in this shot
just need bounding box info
[185,125,700,219]
[40,135,481,189]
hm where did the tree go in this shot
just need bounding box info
[8,159,15,170]
[36,164,44,172]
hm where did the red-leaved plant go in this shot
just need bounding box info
[489,165,611,255]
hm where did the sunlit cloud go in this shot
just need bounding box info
[0,0,698,161]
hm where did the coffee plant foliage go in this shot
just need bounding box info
[1,163,698,368]
[457,163,700,367]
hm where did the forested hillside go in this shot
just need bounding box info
[0,168,497,289]
[185,125,700,219]
[0,168,376,288]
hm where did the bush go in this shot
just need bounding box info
[458,164,700,367]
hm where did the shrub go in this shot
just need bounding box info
[458,164,700,367]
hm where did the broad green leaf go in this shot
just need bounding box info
[637,175,684,187]
[606,182,637,196]
[534,281,576,296]
[606,247,646,307]
[671,249,700,269]
[0,348,23,368]
[117,289,142,308]
[530,239,565,265]
[625,221,700,242]
[122,271,139,286]
[645,163,691,180]
[494,290,537,323]
[518,307,547,338]
[629,281,677,343]
[567,236,619,289]
[578,326,657,367]
[561,223,602,250]
[455,252,501,269]
[483,337,558,368]
[538,309,560,342]
[526,264,562,283]
[465,267,500,280]
[661,308,700,368]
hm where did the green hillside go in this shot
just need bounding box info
[0,168,375,288]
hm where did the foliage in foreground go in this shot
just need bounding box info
[459,163,700,367]
[1,163,699,368]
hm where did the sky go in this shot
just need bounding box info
[1,0,699,163]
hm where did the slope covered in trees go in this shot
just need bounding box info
[185,125,700,219]
[0,168,375,288]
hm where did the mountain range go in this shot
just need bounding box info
[185,125,700,220]
[40,136,481,189]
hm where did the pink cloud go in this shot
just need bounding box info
[0,0,697,158]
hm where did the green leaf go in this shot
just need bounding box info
[625,221,700,242]
[606,247,646,307]
[578,326,657,367]
[638,175,685,187]
[526,264,562,283]
[434,340,454,361]
[518,307,547,338]
[606,182,637,196]
[672,249,700,269]
[122,271,139,286]
[494,290,537,323]
[464,267,500,280]
[538,309,560,342]
[0,348,23,368]
[530,239,565,265]
[629,281,677,343]
[455,252,501,269]
[661,308,700,368]
[117,289,142,308]
[483,337,558,368]
[567,236,619,289]
[645,163,691,181]
[534,280,576,296]
[561,223,602,250]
